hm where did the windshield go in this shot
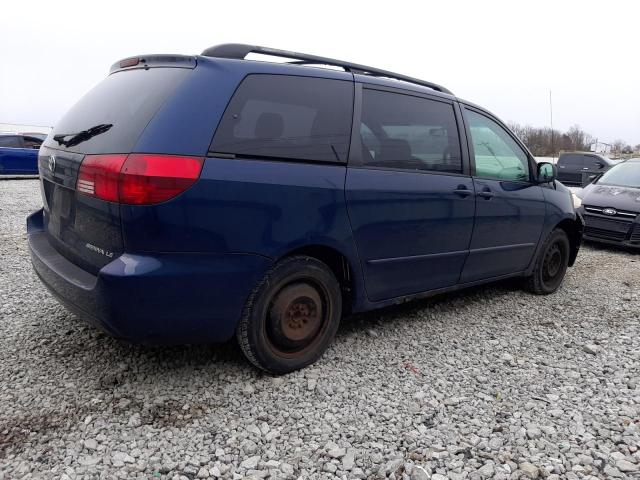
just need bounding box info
[597,161,640,188]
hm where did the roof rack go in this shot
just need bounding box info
[201,44,453,95]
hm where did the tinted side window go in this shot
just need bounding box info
[0,136,22,148]
[359,89,462,173]
[23,136,43,149]
[211,75,353,163]
[558,154,583,167]
[584,156,604,169]
[466,110,530,181]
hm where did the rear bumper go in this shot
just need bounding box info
[27,209,272,344]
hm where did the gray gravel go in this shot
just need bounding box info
[1,178,640,480]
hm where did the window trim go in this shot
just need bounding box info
[208,72,355,165]
[347,82,470,177]
[461,105,536,184]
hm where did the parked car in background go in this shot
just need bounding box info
[556,152,619,186]
[576,158,640,248]
[27,44,583,374]
[0,134,42,174]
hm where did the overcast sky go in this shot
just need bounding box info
[1,0,639,145]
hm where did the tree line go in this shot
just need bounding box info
[506,122,637,157]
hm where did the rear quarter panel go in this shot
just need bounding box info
[120,157,359,261]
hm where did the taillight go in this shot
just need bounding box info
[76,154,127,202]
[76,154,204,205]
[120,154,204,205]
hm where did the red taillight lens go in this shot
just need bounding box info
[119,154,204,205]
[76,154,127,202]
[76,154,203,205]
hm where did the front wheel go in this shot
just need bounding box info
[236,256,342,374]
[524,228,571,295]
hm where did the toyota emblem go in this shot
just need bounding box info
[48,155,56,173]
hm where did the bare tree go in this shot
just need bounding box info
[567,125,587,151]
[612,139,626,156]
[507,121,622,157]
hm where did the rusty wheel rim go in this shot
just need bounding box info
[266,282,328,355]
[541,239,567,290]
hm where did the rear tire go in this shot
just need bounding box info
[236,256,342,374]
[524,228,570,295]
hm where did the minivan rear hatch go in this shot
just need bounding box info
[39,58,193,273]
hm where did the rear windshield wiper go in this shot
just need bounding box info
[53,123,113,147]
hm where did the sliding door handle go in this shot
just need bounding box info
[453,186,472,197]
[477,188,494,199]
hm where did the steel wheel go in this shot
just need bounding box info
[541,238,568,290]
[525,228,570,295]
[266,281,330,356]
[543,243,563,280]
[236,255,342,374]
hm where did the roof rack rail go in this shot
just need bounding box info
[201,44,453,95]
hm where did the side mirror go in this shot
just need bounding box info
[537,162,556,183]
[595,162,604,169]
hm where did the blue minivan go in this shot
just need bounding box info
[28,44,583,373]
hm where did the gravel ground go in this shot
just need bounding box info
[1,179,639,480]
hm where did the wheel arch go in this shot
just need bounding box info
[278,244,358,314]
[555,216,584,267]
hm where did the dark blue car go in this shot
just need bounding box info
[28,44,583,373]
[0,134,42,174]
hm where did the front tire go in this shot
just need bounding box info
[236,256,342,374]
[524,228,570,295]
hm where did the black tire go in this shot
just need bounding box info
[236,255,342,374]
[524,228,571,295]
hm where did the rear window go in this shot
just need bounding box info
[210,74,353,163]
[45,68,189,154]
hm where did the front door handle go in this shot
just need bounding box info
[582,167,589,170]
[453,186,472,197]
[477,188,494,199]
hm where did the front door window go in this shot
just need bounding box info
[466,110,530,182]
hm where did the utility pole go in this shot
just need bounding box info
[549,90,555,161]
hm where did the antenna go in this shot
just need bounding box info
[549,90,555,162]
